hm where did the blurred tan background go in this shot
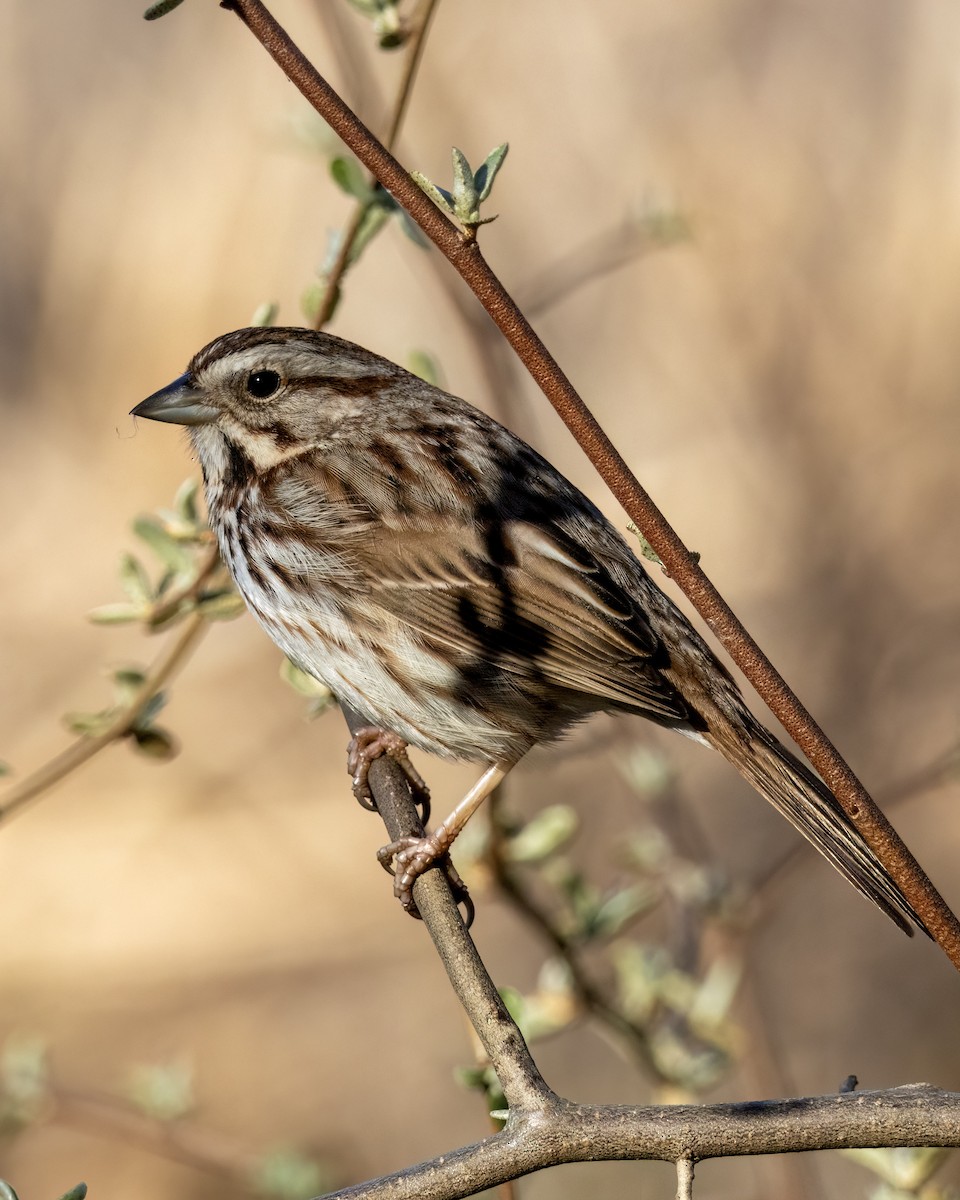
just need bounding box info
[2,1,960,1197]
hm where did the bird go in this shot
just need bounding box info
[132,325,925,934]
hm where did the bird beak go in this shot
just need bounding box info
[131,374,219,427]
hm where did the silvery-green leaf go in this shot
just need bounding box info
[0,761,10,777]
[128,692,168,732]
[119,553,154,606]
[398,211,429,248]
[372,8,404,50]
[253,1150,333,1200]
[498,985,527,1027]
[251,301,279,328]
[111,666,147,696]
[411,171,455,215]
[450,147,478,213]
[688,958,741,1029]
[840,1147,948,1190]
[133,515,193,574]
[301,280,340,324]
[280,659,326,697]
[618,744,675,798]
[612,942,660,1022]
[474,142,508,202]
[87,603,143,626]
[406,350,442,387]
[64,710,114,737]
[196,591,246,621]
[132,727,177,760]
[143,0,186,19]
[173,477,201,525]
[348,203,391,264]
[126,1060,194,1121]
[56,1186,88,1200]
[588,882,658,938]
[507,804,578,862]
[330,155,370,201]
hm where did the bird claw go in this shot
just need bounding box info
[377,835,475,927]
[347,726,431,823]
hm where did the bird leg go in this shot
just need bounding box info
[378,761,515,916]
[347,726,431,823]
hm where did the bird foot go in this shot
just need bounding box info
[377,834,474,926]
[347,726,431,823]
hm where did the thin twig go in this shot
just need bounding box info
[217,0,960,969]
[53,1086,261,1182]
[0,613,208,822]
[313,0,441,329]
[676,1156,695,1200]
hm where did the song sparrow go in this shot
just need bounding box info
[132,326,924,935]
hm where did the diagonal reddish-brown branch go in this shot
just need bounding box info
[219,0,960,969]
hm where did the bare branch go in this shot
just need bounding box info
[321,1085,960,1200]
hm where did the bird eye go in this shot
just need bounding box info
[246,369,281,399]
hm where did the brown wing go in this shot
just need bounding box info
[267,440,695,727]
[351,514,693,726]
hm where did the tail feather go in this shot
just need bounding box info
[707,719,927,937]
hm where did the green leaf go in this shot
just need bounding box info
[450,148,479,217]
[279,661,335,718]
[173,477,201,525]
[411,171,455,215]
[252,1149,333,1200]
[56,1186,87,1200]
[126,1060,194,1121]
[119,553,154,606]
[330,156,370,201]
[251,301,279,329]
[474,143,509,202]
[618,745,675,798]
[143,0,187,18]
[196,591,246,621]
[301,280,340,325]
[588,883,658,938]
[87,603,143,626]
[0,762,10,778]
[131,727,177,760]
[133,515,193,574]
[348,203,391,264]
[111,666,148,698]
[131,690,168,728]
[397,211,430,248]
[406,350,443,387]
[843,1146,951,1191]
[63,710,115,737]
[507,805,578,862]
[280,660,326,697]
[688,958,741,1030]
[612,942,661,1022]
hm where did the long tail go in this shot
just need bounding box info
[706,717,927,937]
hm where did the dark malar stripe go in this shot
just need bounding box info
[223,438,256,490]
